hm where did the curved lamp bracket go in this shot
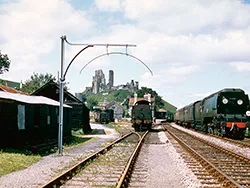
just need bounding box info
[63,45,94,79]
[79,52,153,76]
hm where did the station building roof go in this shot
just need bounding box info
[0,91,71,108]
[0,85,28,95]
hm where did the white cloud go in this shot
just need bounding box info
[230,62,250,72]
[2,0,250,107]
[123,0,250,35]
[139,65,200,95]
[168,65,199,75]
[95,0,123,12]
[0,0,95,82]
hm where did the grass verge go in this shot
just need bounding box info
[64,135,93,149]
[0,134,93,177]
[0,149,41,177]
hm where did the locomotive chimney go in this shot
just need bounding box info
[134,93,137,104]
[148,93,151,102]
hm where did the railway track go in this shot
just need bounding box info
[215,135,250,148]
[170,122,250,150]
[41,131,148,188]
[163,125,250,188]
[128,128,166,187]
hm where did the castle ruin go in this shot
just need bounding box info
[87,69,138,95]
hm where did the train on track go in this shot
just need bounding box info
[93,108,114,124]
[174,88,250,140]
[155,110,174,123]
[131,100,153,131]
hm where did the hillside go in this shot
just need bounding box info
[162,100,177,113]
[85,89,177,113]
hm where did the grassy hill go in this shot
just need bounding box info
[162,100,177,113]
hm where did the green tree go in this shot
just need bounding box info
[0,79,6,85]
[0,51,11,74]
[86,97,99,111]
[20,72,56,94]
[137,86,165,110]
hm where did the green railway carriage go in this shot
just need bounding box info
[178,107,185,126]
[184,103,195,128]
[174,111,180,124]
[94,109,114,124]
[193,101,202,130]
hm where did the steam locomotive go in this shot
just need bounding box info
[174,88,250,139]
[131,100,153,131]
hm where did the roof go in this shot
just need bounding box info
[31,80,82,103]
[0,79,21,89]
[0,91,71,108]
[105,101,123,108]
[203,88,245,101]
[0,85,29,95]
[128,97,155,106]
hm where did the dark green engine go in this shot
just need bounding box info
[94,109,114,124]
[175,88,250,140]
[131,100,152,131]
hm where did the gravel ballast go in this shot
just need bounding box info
[144,126,201,188]
[171,123,250,158]
[2,122,247,187]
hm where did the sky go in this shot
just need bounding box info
[1,0,250,109]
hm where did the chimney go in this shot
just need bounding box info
[148,93,151,102]
[134,93,137,104]
[144,93,151,102]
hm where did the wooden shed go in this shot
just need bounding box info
[32,80,91,133]
[0,91,72,148]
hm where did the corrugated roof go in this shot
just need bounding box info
[0,91,71,108]
[0,85,29,95]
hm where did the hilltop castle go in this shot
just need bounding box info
[83,69,139,96]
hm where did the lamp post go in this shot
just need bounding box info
[58,35,136,154]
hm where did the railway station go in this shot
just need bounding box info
[1,0,250,187]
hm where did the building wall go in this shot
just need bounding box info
[106,102,124,120]
[32,82,91,133]
[0,101,72,148]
